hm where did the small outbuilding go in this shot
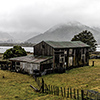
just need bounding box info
[9,55,52,74]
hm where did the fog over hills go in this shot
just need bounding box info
[9,32,39,42]
[0,21,100,44]
[0,31,40,43]
[0,31,14,43]
[1,0,100,44]
[27,22,100,44]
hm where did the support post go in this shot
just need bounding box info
[42,78,44,93]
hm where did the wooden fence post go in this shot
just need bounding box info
[73,88,76,99]
[64,87,66,97]
[42,78,44,93]
[67,88,69,98]
[81,90,84,100]
[77,89,79,100]
[61,87,63,96]
[70,88,72,98]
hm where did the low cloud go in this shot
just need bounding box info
[0,0,100,33]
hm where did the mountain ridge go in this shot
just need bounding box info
[27,22,100,44]
[0,21,100,44]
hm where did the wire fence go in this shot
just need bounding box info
[34,77,100,100]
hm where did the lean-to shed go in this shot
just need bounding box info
[9,55,52,74]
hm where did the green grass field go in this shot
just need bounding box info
[0,59,100,100]
[0,70,66,100]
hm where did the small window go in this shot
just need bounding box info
[59,55,64,63]
[81,54,85,60]
[69,57,73,66]
[64,51,67,54]
[69,49,73,55]
[42,45,45,49]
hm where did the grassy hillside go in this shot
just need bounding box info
[0,59,100,100]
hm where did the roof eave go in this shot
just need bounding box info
[54,46,90,49]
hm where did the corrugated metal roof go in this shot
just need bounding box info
[9,55,52,64]
[45,41,90,48]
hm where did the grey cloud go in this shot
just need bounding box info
[0,0,100,33]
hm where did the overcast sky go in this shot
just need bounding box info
[0,0,100,33]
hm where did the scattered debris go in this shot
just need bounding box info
[30,85,40,92]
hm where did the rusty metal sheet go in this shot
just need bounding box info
[45,41,89,48]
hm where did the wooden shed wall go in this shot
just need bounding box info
[20,62,40,74]
[34,41,54,56]
[53,47,89,68]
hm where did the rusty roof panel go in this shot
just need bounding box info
[9,55,52,64]
[45,41,89,48]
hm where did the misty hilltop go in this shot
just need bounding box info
[9,32,40,42]
[0,31,14,43]
[27,21,100,44]
[0,21,100,44]
[0,31,40,43]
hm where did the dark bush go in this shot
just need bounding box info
[3,45,27,59]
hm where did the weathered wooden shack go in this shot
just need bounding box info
[34,41,90,68]
[10,40,89,74]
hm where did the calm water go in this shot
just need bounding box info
[96,45,100,52]
[0,46,33,53]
